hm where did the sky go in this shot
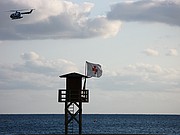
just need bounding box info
[0,0,180,114]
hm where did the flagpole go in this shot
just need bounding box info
[83,61,87,90]
[85,61,87,76]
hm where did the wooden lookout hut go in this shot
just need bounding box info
[58,72,89,135]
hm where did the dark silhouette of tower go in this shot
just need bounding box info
[58,72,89,135]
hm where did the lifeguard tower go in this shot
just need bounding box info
[58,72,89,135]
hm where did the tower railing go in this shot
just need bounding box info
[58,89,89,102]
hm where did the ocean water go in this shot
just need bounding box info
[0,114,180,135]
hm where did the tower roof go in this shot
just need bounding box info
[60,72,88,78]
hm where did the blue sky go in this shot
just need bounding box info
[0,0,180,114]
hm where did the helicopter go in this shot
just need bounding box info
[9,9,35,20]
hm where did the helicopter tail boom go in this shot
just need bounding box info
[21,9,34,14]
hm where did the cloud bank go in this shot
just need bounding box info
[1,0,179,40]
[101,63,180,92]
[0,0,121,40]
[0,52,179,92]
[0,52,79,90]
[107,0,180,26]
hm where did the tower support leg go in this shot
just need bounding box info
[79,102,82,135]
[65,101,68,135]
[64,101,82,135]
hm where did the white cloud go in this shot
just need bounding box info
[86,16,121,38]
[0,52,79,90]
[107,0,180,26]
[126,63,163,74]
[143,48,159,56]
[166,48,178,56]
[100,63,180,92]
[0,0,121,40]
[21,51,40,60]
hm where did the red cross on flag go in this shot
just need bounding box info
[86,61,102,78]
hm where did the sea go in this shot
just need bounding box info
[0,114,180,135]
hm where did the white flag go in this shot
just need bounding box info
[86,61,102,78]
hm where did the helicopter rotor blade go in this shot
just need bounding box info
[6,9,34,12]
